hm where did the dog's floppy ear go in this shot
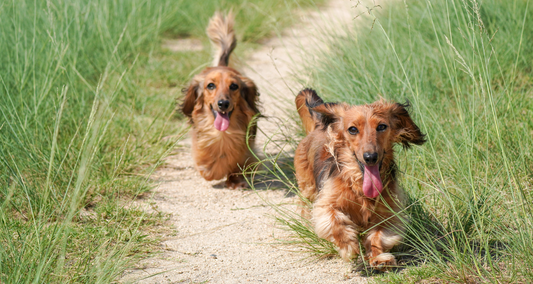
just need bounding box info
[239,76,259,114]
[311,103,345,129]
[181,76,203,120]
[389,101,426,149]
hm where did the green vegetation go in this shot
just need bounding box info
[0,0,319,282]
[274,0,533,282]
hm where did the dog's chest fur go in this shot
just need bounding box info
[314,145,397,227]
[189,107,253,180]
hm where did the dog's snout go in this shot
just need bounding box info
[363,152,378,165]
[217,100,230,111]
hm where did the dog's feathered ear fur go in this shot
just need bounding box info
[388,101,426,149]
[181,75,203,121]
[239,76,259,114]
[238,75,259,138]
[311,103,345,130]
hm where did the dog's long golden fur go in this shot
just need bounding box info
[294,88,426,270]
[181,12,259,189]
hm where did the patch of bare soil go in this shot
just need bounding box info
[120,1,373,283]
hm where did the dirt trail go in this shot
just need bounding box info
[121,1,370,283]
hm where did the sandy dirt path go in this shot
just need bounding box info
[121,1,372,283]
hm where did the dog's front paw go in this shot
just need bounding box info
[225,176,248,189]
[337,241,359,261]
[225,173,248,189]
[369,253,397,271]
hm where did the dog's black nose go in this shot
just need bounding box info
[363,152,378,165]
[217,100,230,111]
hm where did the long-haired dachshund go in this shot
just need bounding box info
[181,12,259,189]
[294,88,426,270]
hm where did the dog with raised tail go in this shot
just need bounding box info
[181,12,260,189]
[294,88,426,270]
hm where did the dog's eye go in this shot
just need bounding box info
[348,126,359,135]
[229,83,239,90]
[207,83,216,90]
[377,124,388,131]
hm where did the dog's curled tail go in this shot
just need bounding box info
[206,11,236,67]
[295,88,324,135]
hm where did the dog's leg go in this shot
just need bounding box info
[294,147,317,220]
[225,173,248,189]
[225,152,257,189]
[362,227,402,271]
[296,180,316,219]
[313,205,360,261]
[298,200,312,220]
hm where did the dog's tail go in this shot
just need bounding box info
[295,88,324,135]
[206,11,236,67]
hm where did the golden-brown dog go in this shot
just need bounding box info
[181,12,259,189]
[294,88,426,270]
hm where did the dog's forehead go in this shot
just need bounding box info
[343,105,387,126]
[203,67,240,83]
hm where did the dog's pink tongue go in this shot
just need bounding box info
[363,165,383,198]
[214,112,230,131]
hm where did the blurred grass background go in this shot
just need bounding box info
[297,0,533,282]
[0,0,318,282]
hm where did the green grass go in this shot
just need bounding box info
[0,0,320,282]
[277,0,533,282]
